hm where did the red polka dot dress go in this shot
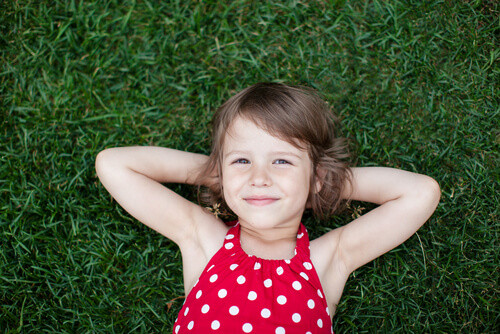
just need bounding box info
[173,222,333,334]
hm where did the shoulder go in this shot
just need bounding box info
[310,227,350,311]
[179,210,231,293]
[310,228,347,277]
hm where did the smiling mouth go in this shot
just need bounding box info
[244,197,278,206]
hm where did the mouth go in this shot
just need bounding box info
[244,196,279,207]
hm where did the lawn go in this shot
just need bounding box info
[1,0,498,333]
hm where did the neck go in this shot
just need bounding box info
[239,224,299,260]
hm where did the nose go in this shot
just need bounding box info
[249,165,272,187]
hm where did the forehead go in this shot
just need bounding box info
[221,118,312,165]
[223,116,308,152]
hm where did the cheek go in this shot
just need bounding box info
[222,187,239,215]
[221,174,237,204]
[299,170,314,200]
[281,173,310,198]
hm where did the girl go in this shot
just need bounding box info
[96,83,440,333]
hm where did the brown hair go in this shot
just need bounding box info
[198,82,352,218]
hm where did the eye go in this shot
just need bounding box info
[233,158,250,164]
[273,159,290,165]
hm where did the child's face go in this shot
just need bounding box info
[221,116,314,230]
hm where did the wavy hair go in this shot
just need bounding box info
[197,82,352,218]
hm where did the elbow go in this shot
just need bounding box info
[95,150,107,181]
[95,149,108,173]
[419,175,441,215]
[427,176,441,206]
[95,148,116,179]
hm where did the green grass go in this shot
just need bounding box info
[1,0,498,332]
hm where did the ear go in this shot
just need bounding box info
[313,166,327,194]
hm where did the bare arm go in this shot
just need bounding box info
[95,146,222,247]
[337,167,441,273]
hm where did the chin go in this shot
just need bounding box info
[240,214,300,230]
[237,215,278,228]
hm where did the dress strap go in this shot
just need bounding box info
[295,222,310,258]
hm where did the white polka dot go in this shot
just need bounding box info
[237,275,246,284]
[248,291,257,301]
[242,323,253,333]
[292,281,302,290]
[292,313,301,323]
[275,327,285,334]
[225,242,234,249]
[307,299,315,309]
[188,321,194,330]
[196,290,202,299]
[317,318,323,328]
[226,234,234,239]
[264,279,272,288]
[300,272,309,280]
[212,320,220,330]
[184,307,189,316]
[261,308,271,318]
[285,259,291,264]
[294,249,297,255]
[229,306,239,315]
[210,274,218,283]
[218,289,227,298]
[306,332,312,334]
[277,295,287,305]
[317,289,324,298]
[326,306,330,316]
[298,232,304,239]
[303,262,313,270]
[254,262,261,270]
[230,264,238,270]
[201,304,210,314]
[175,325,180,333]
[276,266,284,275]
[207,264,215,271]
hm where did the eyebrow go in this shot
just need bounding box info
[224,150,303,159]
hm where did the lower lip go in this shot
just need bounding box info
[245,199,277,206]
